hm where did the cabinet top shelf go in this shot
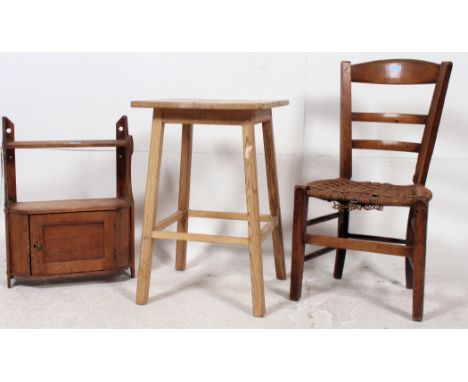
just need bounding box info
[3,139,130,149]
[8,198,132,215]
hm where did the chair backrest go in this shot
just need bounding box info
[340,59,452,185]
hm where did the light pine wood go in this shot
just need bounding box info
[242,121,265,317]
[132,100,288,317]
[260,217,278,243]
[131,99,289,110]
[262,118,286,280]
[188,209,272,222]
[154,211,184,231]
[157,108,272,126]
[175,124,193,271]
[152,230,248,246]
[136,111,165,305]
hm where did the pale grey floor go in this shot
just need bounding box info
[1,240,467,328]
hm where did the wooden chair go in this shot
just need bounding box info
[290,59,452,321]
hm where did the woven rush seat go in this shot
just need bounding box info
[306,178,432,207]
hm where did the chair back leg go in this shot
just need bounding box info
[290,186,309,300]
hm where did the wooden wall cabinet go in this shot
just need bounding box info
[2,116,135,287]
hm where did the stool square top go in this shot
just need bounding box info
[131,99,289,110]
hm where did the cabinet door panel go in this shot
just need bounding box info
[30,211,116,276]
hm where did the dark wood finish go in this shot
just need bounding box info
[5,139,128,149]
[340,61,353,179]
[14,268,130,284]
[333,209,349,279]
[304,247,334,262]
[8,214,30,278]
[290,186,308,301]
[116,207,133,275]
[3,117,17,288]
[116,116,135,277]
[9,198,131,215]
[2,117,17,203]
[307,212,339,226]
[414,62,453,184]
[347,233,406,245]
[405,207,415,289]
[351,59,440,84]
[352,112,427,125]
[412,201,428,321]
[304,234,410,257]
[30,211,116,276]
[352,139,420,153]
[290,59,452,321]
[2,116,135,286]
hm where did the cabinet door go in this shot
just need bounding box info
[30,211,116,276]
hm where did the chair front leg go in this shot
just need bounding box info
[333,208,349,279]
[412,201,428,322]
[290,186,309,301]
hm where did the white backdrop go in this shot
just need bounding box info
[0,52,466,284]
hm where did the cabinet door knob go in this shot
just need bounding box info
[33,243,43,250]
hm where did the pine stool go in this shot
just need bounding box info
[132,99,288,317]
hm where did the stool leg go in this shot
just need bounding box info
[412,201,428,322]
[175,124,193,271]
[242,121,266,317]
[136,112,165,305]
[262,119,286,280]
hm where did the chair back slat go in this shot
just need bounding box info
[340,59,452,184]
[352,112,427,125]
[352,139,420,153]
[351,59,440,84]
